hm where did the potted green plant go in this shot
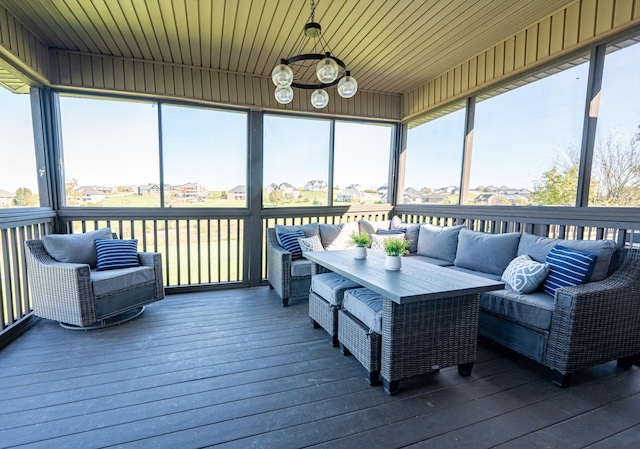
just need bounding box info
[383,236,410,270]
[349,231,372,259]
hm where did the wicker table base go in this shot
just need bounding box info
[381,294,479,395]
[303,250,503,395]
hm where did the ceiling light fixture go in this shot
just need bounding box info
[272,0,358,108]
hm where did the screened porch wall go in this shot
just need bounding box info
[404,0,640,120]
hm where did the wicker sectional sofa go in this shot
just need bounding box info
[267,217,640,386]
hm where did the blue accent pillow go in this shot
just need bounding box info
[543,245,597,296]
[95,239,140,271]
[277,230,305,259]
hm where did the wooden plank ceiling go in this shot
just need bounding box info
[0,0,576,95]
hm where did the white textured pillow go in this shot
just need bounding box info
[501,255,550,294]
[370,234,391,252]
[298,235,324,252]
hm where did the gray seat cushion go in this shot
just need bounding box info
[359,219,390,235]
[517,233,616,282]
[480,290,555,330]
[274,223,319,247]
[454,229,521,276]
[405,254,453,267]
[43,228,113,268]
[447,266,502,281]
[311,272,361,306]
[290,259,312,277]
[90,266,155,298]
[342,288,384,334]
[417,224,465,262]
[319,222,360,250]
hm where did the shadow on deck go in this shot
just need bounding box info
[1,287,639,448]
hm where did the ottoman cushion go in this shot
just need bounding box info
[311,272,361,306]
[342,288,384,334]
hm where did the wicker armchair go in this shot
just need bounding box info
[25,238,164,329]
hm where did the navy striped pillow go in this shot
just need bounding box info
[277,230,305,259]
[95,239,140,271]
[542,245,597,296]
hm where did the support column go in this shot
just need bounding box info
[247,110,264,287]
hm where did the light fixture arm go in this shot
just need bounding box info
[272,0,357,108]
[284,53,346,89]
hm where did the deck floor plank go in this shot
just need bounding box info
[0,287,639,448]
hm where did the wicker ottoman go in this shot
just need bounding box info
[338,288,383,386]
[309,272,361,346]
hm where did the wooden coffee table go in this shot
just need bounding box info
[303,249,504,395]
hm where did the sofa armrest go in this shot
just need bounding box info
[545,248,640,374]
[139,252,165,300]
[24,240,95,324]
[266,228,293,298]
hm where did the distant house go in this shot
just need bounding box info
[336,188,365,203]
[346,183,363,191]
[278,182,299,199]
[264,183,278,196]
[227,185,246,201]
[177,182,206,198]
[435,185,459,195]
[138,184,161,195]
[403,187,428,204]
[425,193,448,203]
[77,186,106,204]
[0,189,15,207]
[304,180,327,191]
[377,185,388,196]
[93,185,117,194]
[263,182,300,200]
[474,193,504,205]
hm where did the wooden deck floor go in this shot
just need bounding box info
[1,287,639,449]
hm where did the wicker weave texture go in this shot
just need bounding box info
[309,291,338,339]
[545,248,640,375]
[338,309,381,373]
[381,294,479,382]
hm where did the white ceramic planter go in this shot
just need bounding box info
[354,246,367,259]
[385,255,402,271]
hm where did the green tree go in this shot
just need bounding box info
[13,187,38,206]
[532,162,579,206]
[268,189,285,205]
[66,178,81,205]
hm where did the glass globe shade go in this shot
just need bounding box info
[274,86,294,104]
[337,75,358,98]
[271,63,293,87]
[316,57,339,84]
[310,89,329,108]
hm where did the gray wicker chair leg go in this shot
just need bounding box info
[617,356,635,369]
[551,371,571,388]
